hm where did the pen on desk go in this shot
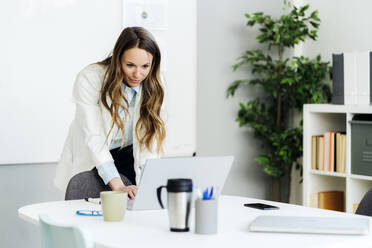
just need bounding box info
[85,197,101,205]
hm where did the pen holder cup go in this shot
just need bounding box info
[195,198,218,234]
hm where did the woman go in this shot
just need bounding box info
[54,27,166,199]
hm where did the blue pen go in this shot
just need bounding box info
[202,186,214,200]
[209,186,214,199]
[203,188,209,200]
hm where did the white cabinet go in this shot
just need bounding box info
[303,104,372,213]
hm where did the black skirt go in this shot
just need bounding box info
[109,145,136,185]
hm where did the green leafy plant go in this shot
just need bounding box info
[227,3,331,202]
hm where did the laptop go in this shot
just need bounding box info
[249,215,369,235]
[127,156,234,210]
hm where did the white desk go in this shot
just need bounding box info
[18,195,372,248]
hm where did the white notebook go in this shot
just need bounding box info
[249,215,369,235]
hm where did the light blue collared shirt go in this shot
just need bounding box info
[97,83,141,185]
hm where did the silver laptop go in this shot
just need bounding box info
[249,215,369,235]
[127,156,234,210]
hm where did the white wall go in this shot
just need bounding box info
[158,0,197,156]
[302,0,372,59]
[197,0,285,199]
[0,0,123,164]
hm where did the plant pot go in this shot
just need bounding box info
[272,178,281,202]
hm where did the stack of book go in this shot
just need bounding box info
[310,191,345,212]
[311,132,346,173]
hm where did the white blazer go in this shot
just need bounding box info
[54,63,164,191]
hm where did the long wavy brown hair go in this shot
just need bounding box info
[98,27,165,153]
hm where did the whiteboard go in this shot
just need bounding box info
[0,0,196,164]
[0,0,123,164]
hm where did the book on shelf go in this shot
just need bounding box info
[336,132,342,172]
[309,192,318,208]
[309,191,345,212]
[323,131,335,172]
[311,135,324,170]
[341,134,346,172]
[318,191,345,212]
[336,133,347,173]
[311,132,346,173]
[311,136,317,170]
[317,136,324,171]
[332,53,344,104]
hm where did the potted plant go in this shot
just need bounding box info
[227,3,331,202]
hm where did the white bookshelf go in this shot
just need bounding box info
[303,104,372,213]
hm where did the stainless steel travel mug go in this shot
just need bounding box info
[157,179,193,232]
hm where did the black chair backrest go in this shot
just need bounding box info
[356,188,372,216]
[65,169,132,200]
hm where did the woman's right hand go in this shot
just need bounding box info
[108,177,137,199]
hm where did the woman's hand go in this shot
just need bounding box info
[108,177,137,199]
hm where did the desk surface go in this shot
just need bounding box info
[18,195,372,248]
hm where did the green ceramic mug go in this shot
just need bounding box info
[100,191,127,222]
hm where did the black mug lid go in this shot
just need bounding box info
[166,178,193,192]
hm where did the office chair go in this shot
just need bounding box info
[39,214,94,248]
[65,169,132,200]
[355,188,372,216]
